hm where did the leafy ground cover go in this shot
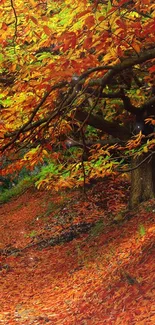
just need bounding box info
[0,177,154,325]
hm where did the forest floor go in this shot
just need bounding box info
[0,176,155,325]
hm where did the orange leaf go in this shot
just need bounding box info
[30,16,38,25]
[132,42,141,53]
[43,25,52,36]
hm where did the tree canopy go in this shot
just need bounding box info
[1,0,155,190]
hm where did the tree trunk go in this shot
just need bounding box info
[129,154,155,209]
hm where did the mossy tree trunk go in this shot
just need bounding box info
[129,154,155,209]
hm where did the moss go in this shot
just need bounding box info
[0,177,36,204]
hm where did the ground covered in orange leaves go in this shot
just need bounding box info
[0,177,155,325]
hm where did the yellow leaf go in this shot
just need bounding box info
[143,146,148,153]
[29,0,36,7]
[113,214,124,222]
[42,149,49,157]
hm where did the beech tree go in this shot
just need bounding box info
[1,0,155,208]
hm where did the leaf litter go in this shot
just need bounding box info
[0,177,154,324]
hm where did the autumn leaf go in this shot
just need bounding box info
[30,15,38,25]
[84,15,95,29]
[132,41,141,53]
[43,25,52,36]
[148,65,155,73]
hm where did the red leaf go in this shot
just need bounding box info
[149,65,155,73]
[62,32,77,51]
[84,15,95,29]
[76,10,90,20]
[83,37,92,49]
[2,22,8,31]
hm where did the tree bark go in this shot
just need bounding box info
[129,154,155,209]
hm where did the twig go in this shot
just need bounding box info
[10,0,18,50]
[116,152,155,173]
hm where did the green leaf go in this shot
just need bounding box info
[138,224,146,237]
[29,230,37,238]
[107,0,112,12]
[0,98,12,106]
[0,53,4,61]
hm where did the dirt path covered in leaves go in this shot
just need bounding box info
[0,178,155,324]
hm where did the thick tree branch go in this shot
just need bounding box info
[74,109,130,140]
[140,96,155,114]
[0,76,15,85]
[119,89,137,114]
[120,92,155,116]
[2,48,155,152]
[80,48,155,87]
[66,137,123,148]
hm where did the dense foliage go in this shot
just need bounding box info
[1,0,155,190]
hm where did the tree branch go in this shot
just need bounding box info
[66,137,123,148]
[1,81,67,151]
[2,48,155,152]
[10,0,18,47]
[116,152,155,173]
[80,47,155,87]
[74,109,130,140]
